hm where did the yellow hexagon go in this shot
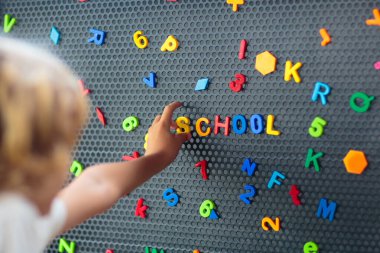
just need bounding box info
[343,150,368,175]
[255,51,277,76]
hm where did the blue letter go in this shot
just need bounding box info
[311,82,331,105]
[250,114,264,134]
[232,115,247,135]
[316,198,336,222]
[268,171,285,189]
[241,158,257,176]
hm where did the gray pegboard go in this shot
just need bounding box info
[1,0,380,252]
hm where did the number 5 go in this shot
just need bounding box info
[308,116,327,138]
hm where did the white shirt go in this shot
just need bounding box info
[0,193,67,253]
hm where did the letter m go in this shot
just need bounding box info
[316,198,337,222]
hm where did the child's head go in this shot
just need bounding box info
[0,38,88,201]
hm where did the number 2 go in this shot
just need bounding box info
[239,184,256,204]
[261,217,281,231]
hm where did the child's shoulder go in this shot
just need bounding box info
[0,193,67,253]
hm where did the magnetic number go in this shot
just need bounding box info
[199,199,215,218]
[229,73,246,92]
[239,184,256,204]
[133,30,149,49]
[122,116,139,132]
[261,217,281,231]
[308,116,327,138]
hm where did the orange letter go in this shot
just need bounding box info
[176,116,191,134]
[196,117,211,137]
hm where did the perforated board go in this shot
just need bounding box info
[1,0,380,252]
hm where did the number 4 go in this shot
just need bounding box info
[308,116,327,138]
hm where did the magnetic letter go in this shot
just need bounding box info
[316,198,337,222]
[250,114,264,134]
[176,116,191,134]
[266,114,281,136]
[305,148,324,172]
[289,185,301,206]
[195,117,211,137]
[241,158,257,176]
[135,198,149,218]
[214,115,231,136]
[232,114,247,135]
[284,60,303,83]
[311,82,331,105]
[59,238,76,253]
[160,35,179,52]
[304,241,319,253]
[268,171,285,189]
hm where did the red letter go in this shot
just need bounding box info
[214,115,231,136]
[135,198,149,218]
[289,185,301,206]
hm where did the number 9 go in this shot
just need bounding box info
[199,199,215,218]
[133,30,149,49]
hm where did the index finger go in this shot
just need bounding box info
[160,101,182,126]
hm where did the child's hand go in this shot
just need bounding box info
[145,101,191,166]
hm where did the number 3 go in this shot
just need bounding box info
[308,116,327,138]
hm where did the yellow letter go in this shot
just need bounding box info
[195,117,211,137]
[161,35,179,52]
[266,114,281,136]
[284,60,303,83]
[176,116,191,134]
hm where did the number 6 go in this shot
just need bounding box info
[308,116,327,138]
[133,30,149,49]
[199,199,215,218]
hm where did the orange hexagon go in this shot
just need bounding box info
[255,51,277,76]
[343,150,368,174]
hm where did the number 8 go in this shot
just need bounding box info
[199,199,215,218]
[133,30,149,49]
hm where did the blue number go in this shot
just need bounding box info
[239,185,256,204]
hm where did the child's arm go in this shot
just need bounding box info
[58,102,190,233]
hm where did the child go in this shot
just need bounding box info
[0,37,191,253]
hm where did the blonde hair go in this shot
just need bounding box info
[0,37,88,192]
